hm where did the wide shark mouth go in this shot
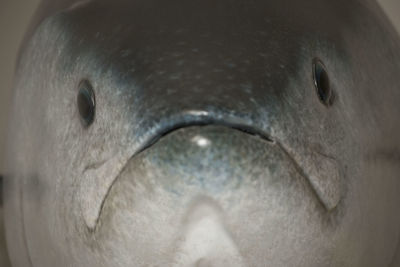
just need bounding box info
[137,120,275,155]
[83,118,341,232]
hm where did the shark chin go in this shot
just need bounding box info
[76,125,336,266]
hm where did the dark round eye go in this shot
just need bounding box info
[313,58,333,106]
[77,80,95,127]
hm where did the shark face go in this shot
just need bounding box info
[3,0,400,266]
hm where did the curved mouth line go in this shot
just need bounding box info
[135,120,275,155]
[89,119,331,233]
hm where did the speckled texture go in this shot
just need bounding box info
[88,125,334,266]
[2,0,400,266]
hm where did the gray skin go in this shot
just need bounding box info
[2,0,400,266]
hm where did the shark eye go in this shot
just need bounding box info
[77,80,96,127]
[313,59,333,106]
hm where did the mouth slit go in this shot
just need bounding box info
[138,121,274,154]
[133,120,338,213]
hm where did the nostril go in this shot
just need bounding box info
[313,58,333,106]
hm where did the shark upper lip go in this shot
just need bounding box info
[136,119,275,155]
[85,113,340,232]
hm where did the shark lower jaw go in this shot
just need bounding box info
[82,124,335,237]
[74,125,341,266]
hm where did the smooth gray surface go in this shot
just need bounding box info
[0,0,41,174]
[378,0,400,32]
[0,2,40,267]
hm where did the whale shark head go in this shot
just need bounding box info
[3,0,400,266]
